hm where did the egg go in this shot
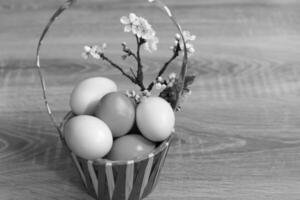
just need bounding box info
[63,115,113,160]
[136,97,175,142]
[95,92,135,137]
[70,77,117,115]
[106,134,156,161]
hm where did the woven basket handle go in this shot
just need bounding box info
[35,0,188,138]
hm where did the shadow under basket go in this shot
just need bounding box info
[61,112,173,200]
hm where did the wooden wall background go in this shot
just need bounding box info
[1,0,300,199]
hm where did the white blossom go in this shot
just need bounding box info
[132,17,154,39]
[82,44,107,60]
[126,90,136,98]
[169,72,176,80]
[172,30,196,56]
[182,31,196,42]
[182,31,196,56]
[155,82,162,90]
[135,94,141,102]
[120,13,159,53]
[157,76,163,83]
[161,84,167,90]
[121,13,155,40]
[120,13,139,33]
[144,35,159,52]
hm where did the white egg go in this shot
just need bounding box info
[70,77,117,115]
[63,115,113,160]
[136,97,175,142]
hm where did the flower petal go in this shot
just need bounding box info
[131,25,139,36]
[102,43,107,49]
[183,30,196,42]
[143,29,155,40]
[155,83,162,90]
[129,13,138,22]
[124,25,132,32]
[84,45,91,52]
[169,73,176,80]
[144,36,159,53]
[91,53,100,59]
[188,47,195,54]
[175,33,181,40]
[120,16,130,24]
[91,45,99,53]
[189,35,196,41]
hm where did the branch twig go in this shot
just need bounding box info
[99,53,139,86]
[147,42,181,91]
[122,43,138,61]
[130,67,137,79]
[135,36,146,91]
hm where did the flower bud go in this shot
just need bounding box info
[157,76,163,83]
[175,33,181,40]
[155,83,162,90]
[169,72,176,80]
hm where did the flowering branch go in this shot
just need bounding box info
[122,42,138,61]
[83,13,196,107]
[82,45,146,89]
[120,13,159,92]
[147,41,181,91]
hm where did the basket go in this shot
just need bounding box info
[35,0,189,200]
[60,112,173,200]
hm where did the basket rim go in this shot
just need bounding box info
[60,111,173,166]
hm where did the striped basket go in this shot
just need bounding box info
[35,0,188,199]
[61,112,173,200]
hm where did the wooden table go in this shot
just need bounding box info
[1,0,300,199]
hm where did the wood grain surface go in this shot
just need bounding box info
[1,0,300,199]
